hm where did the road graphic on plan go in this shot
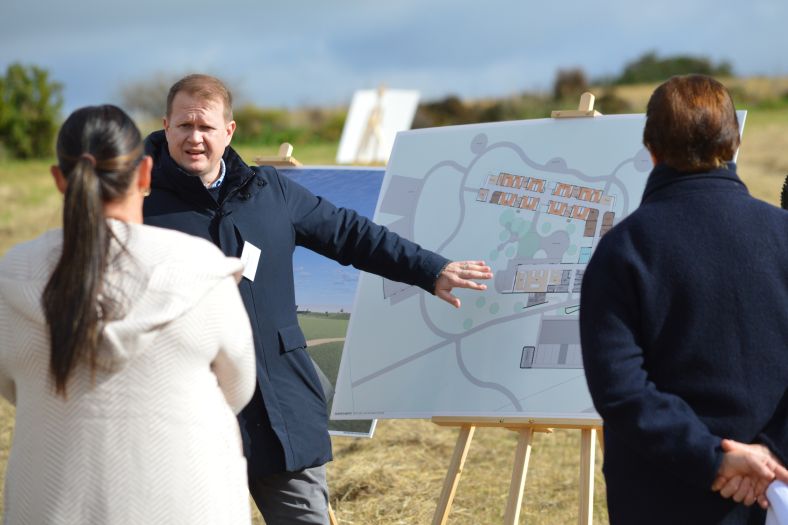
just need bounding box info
[332,115,654,419]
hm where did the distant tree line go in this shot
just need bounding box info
[119,51,742,144]
[232,105,346,146]
[0,52,784,159]
[614,51,733,85]
[414,52,736,128]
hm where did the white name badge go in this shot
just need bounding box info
[240,241,261,282]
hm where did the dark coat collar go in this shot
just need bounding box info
[145,130,257,204]
[641,162,748,204]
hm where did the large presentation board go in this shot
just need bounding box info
[280,166,385,437]
[336,88,420,164]
[331,113,743,421]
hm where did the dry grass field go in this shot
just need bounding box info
[0,91,786,524]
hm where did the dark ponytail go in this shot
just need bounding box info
[42,105,143,397]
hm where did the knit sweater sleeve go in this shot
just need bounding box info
[579,234,723,490]
[0,297,14,405]
[209,275,256,414]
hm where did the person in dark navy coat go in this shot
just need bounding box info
[143,74,492,525]
[580,75,788,525]
[781,173,787,209]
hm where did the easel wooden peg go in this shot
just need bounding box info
[551,92,603,118]
[255,142,303,167]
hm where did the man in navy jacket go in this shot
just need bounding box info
[143,74,491,524]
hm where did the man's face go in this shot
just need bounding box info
[163,92,236,184]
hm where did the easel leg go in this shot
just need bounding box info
[432,425,476,525]
[503,427,535,525]
[328,503,338,525]
[578,428,596,525]
[597,426,604,455]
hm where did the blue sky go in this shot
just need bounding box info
[281,167,385,313]
[2,0,786,115]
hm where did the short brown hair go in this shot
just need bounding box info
[643,75,740,173]
[166,74,233,121]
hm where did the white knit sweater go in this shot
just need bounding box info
[0,222,255,525]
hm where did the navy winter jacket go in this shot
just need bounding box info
[143,131,449,477]
[580,163,788,525]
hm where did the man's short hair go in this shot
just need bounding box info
[781,174,788,210]
[166,74,233,121]
[643,75,740,173]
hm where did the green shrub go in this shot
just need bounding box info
[233,104,292,144]
[615,51,733,85]
[0,63,63,159]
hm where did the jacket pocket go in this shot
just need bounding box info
[277,324,307,353]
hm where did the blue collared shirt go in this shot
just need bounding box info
[207,158,227,189]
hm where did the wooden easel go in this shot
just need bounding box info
[431,417,603,525]
[254,142,302,167]
[432,93,604,524]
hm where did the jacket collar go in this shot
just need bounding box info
[145,130,257,204]
[641,162,748,204]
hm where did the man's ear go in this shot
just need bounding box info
[162,116,169,132]
[225,120,236,147]
[50,165,67,194]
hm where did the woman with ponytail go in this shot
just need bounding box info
[0,106,255,524]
